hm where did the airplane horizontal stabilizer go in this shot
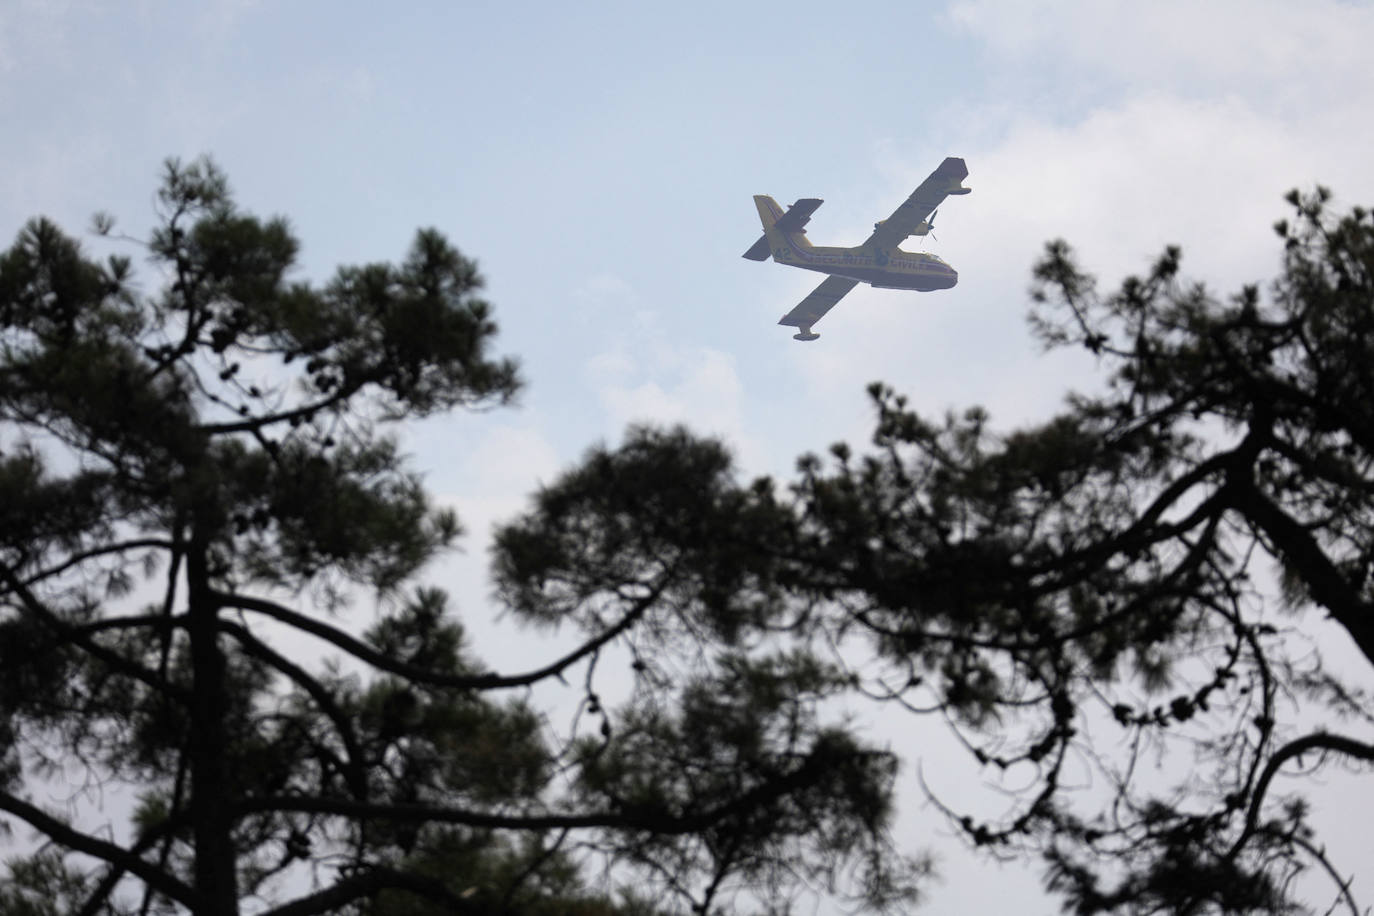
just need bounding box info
[775,198,823,233]
[742,236,772,261]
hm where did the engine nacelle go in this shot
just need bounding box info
[872,218,932,238]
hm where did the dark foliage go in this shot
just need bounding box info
[493,186,1374,913]
[785,188,1374,914]
[0,159,913,916]
[7,155,1369,916]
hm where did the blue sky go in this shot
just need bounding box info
[4,1,1374,912]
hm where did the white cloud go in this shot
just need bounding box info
[578,276,768,470]
[597,348,743,429]
[425,420,563,541]
[782,2,1374,434]
[946,0,1374,107]
[415,418,566,665]
[573,271,637,310]
[957,95,1334,288]
[941,0,1374,275]
[590,337,755,460]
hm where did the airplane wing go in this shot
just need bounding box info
[777,274,860,337]
[863,157,970,251]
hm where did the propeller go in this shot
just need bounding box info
[918,209,939,248]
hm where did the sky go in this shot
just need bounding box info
[4,0,1374,912]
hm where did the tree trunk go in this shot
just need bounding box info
[186,536,239,916]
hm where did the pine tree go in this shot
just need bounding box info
[494,187,1374,913]
[784,188,1374,914]
[0,158,913,916]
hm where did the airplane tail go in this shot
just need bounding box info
[743,196,818,260]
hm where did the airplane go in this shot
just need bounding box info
[743,156,971,341]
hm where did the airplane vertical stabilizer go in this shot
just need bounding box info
[746,195,815,262]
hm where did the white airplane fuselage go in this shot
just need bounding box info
[769,238,957,291]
